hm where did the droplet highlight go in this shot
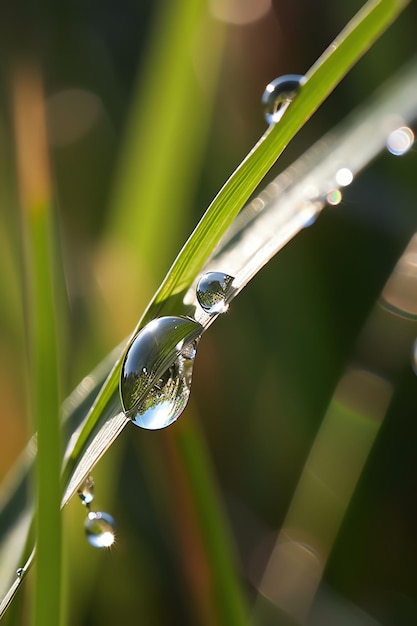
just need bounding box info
[120,316,203,430]
[335,167,353,187]
[84,511,116,548]
[78,475,94,507]
[16,568,24,577]
[196,272,234,314]
[262,74,305,125]
[387,126,414,156]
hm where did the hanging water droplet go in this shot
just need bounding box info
[262,74,305,125]
[84,511,116,548]
[196,272,235,314]
[16,568,24,577]
[78,475,94,507]
[387,126,414,156]
[120,316,203,430]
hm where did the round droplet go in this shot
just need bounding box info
[196,272,234,314]
[16,568,24,577]
[78,475,94,507]
[326,189,342,206]
[262,74,305,125]
[387,126,414,156]
[84,511,116,548]
[120,316,203,430]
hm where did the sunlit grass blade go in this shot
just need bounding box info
[66,0,410,476]
[12,63,63,626]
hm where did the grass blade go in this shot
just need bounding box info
[65,0,410,481]
[12,64,62,626]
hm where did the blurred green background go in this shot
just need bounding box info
[1,0,417,624]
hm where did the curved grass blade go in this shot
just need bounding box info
[65,0,410,479]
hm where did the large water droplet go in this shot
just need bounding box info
[78,475,94,507]
[85,511,116,548]
[120,316,203,430]
[262,74,305,124]
[196,272,234,314]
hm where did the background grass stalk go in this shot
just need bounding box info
[12,64,63,626]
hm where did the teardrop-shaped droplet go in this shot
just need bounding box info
[196,272,234,314]
[78,475,94,507]
[120,316,203,430]
[262,74,305,125]
[84,511,116,548]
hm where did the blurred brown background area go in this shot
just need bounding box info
[1,1,417,624]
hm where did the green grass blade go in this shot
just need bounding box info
[66,0,409,473]
[171,420,248,624]
[146,0,409,315]
[108,0,226,281]
[13,64,63,626]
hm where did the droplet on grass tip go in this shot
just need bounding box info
[85,511,116,548]
[196,272,234,314]
[262,74,305,125]
[120,316,203,430]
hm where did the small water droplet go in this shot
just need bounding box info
[16,568,24,577]
[196,272,234,314]
[120,316,203,430]
[84,511,116,548]
[387,126,414,156]
[262,74,305,125]
[326,189,342,206]
[78,475,94,507]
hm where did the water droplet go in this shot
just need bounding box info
[78,475,94,507]
[262,74,305,125]
[387,126,414,156]
[196,272,234,314]
[326,189,342,206]
[120,316,203,430]
[16,568,24,577]
[84,511,116,548]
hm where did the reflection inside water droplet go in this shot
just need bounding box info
[196,272,235,314]
[387,126,414,156]
[120,316,203,430]
[16,568,24,577]
[85,511,116,548]
[78,475,94,507]
[262,74,305,125]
